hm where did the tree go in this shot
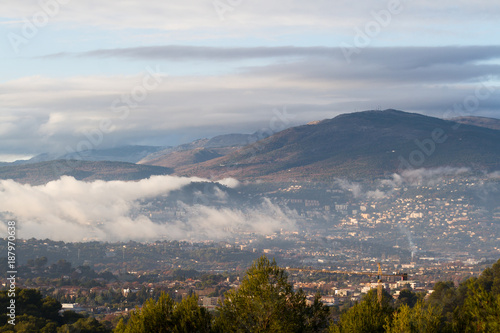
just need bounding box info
[328,289,393,333]
[447,258,500,331]
[214,255,327,332]
[384,300,441,333]
[476,259,500,296]
[427,280,461,327]
[172,294,212,333]
[35,256,48,268]
[58,317,111,333]
[395,289,419,308]
[118,293,175,333]
[115,293,211,333]
[457,279,500,332]
[0,288,108,332]
[385,304,411,333]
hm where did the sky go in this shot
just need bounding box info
[1,0,500,161]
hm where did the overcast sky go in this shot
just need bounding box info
[1,0,500,161]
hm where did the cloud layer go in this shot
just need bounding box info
[1,45,499,157]
[0,176,295,241]
[337,167,474,200]
[2,0,500,158]
[2,0,500,37]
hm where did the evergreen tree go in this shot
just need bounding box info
[304,292,330,332]
[115,293,175,333]
[458,279,500,332]
[172,294,212,333]
[114,293,212,333]
[58,317,110,333]
[395,289,419,308]
[384,300,441,333]
[0,288,109,332]
[214,255,327,332]
[328,289,393,333]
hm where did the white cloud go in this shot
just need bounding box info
[487,171,500,179]
[366,189,387,200]
[217,178,240,188]
[336,179,363,198]
[1,45,499,156]
[336,167,474,201]
[0,175,294,241]
[0,1,376,32]
[2,0,499,37]
[377,167,471,190]
[399,167,470,186]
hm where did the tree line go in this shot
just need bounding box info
[0,288,109,332]
[2,255,499,332]
[115,256,500,332]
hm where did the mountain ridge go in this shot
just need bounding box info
[138,132,271,165]
[3,110,500,183]
[452,116,500,130]
[0,160,173,185]
[175,110,500,181]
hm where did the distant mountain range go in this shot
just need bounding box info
[137,132,269,166]
[0,160,172,185]
[23,145,167,165]
[141,148,225,169]
[2,132,265,168]
[175,110,500,180]
[1,110,499,184]
[0,132,265,184]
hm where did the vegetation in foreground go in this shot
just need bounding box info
[0,288,110,332]
[2,256,500,332]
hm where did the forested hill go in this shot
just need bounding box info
[0,160,172,185]
[177,110,500,181]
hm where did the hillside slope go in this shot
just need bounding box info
[141,148,225,168]
[452,116,500,130]
[139,132,271,165]
[177,110,500,180]
[0,160,173,185]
